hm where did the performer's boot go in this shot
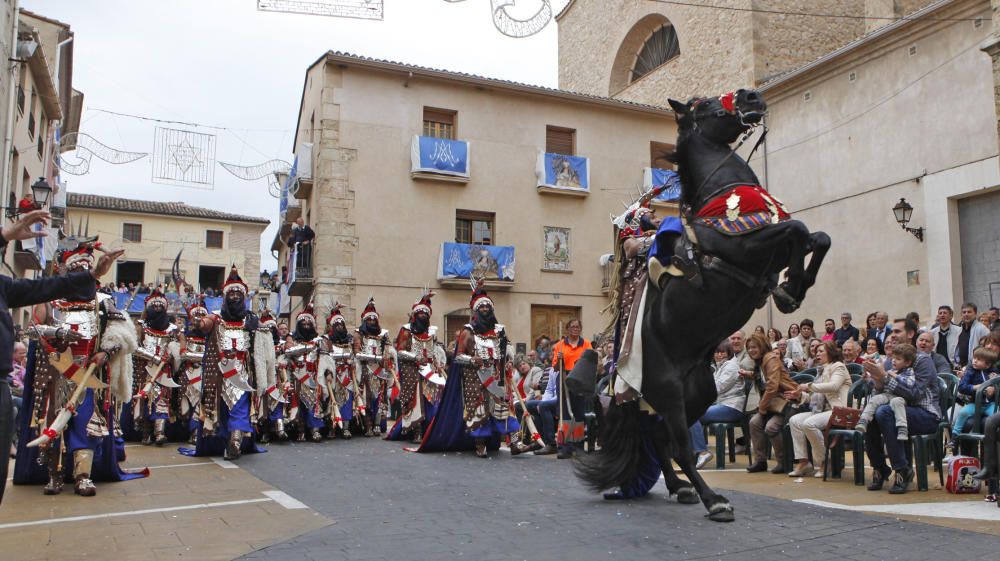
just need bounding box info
[141,420,153,446]
[154,419,168,447]
[341,426,352,440]
[42,449,63,495]
[409,422,423,443]
[259,428,271,444]
[275,418,288,441]
[670,236,703,288]
[224,430,243,461]
[475,438,488,458]
[373,415,383,436]
[187,431,197,445]
[363,416,374,437]
[309,428,323,442]
[72,449,96,497]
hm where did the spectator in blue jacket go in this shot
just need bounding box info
[946,347,998,457]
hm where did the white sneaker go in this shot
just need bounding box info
[695,451,713,469]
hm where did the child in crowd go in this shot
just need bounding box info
[948,347,999,450]
[855,343,917,440]
[861,338,882,363]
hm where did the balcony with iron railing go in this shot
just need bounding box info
[287,242,314,297]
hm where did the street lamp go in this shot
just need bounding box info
[891,197,923,242]
[30,177,52,209]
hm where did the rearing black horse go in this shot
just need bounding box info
[576,89,830,522]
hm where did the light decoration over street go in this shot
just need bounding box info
[445,0,553,37]
[219,159,295,198]
[152,127,217,188]
[256,0,384,20]
[56,132,149,176]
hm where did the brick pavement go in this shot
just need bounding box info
[237,438,1000,561]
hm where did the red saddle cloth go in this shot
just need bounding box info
[695,184,790,235]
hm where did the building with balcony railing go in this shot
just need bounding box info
[277,51,679,348]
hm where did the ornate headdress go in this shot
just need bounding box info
[327,302,346,326]
[361,297,379,321]
[186,294,208,319]
[611,184,666,239]
[412,288,434,317]
[296,301,316,326]
[146,285,168,309]
[222,264,248,297]
[259,308,277,329]
[469,277,492,311]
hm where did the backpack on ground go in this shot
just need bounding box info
[945,455,981,494]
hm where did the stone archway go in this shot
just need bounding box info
[608,13,679,95]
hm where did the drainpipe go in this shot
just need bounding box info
[1,0,21,234]
[46,36,72,181]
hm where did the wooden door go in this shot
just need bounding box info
[530,305,581,348]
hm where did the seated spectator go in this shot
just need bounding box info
[529,366,560,456]
[787,340,851,477]
[862,320,941,494]
[861,338,882,363]
[205,286,215,297]
[857,343,917,438]
[513,356,543,403]
[805,338,823,369]
[946,347,998,457]
[535,336,552,367]
[834,312,859,347]
[860,312,877,345]
[786,323,805,366]
[689,340,745,469]
[841,339,863,365]
[821,318,836,342]
[980,312,993,330]
[746,332,798,474]
[767,328,783,347]
[916,331,951,374]
[753,325,766,338]
[774,339,793,370]
[906,311,925,333]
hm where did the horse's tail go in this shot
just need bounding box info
[574,400,644,492]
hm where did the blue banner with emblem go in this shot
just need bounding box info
[438,243,515,281]
[536,152,589,192]
[411,136,470,177]
[643,167,682,202]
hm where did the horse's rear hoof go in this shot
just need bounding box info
[706,502,735,522]
[674,487,700,505]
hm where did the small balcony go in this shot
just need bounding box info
[287,242,314,297]
[437,242,515,289]
[410,136,470,184]
[536,152,590,197]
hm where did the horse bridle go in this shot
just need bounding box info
[686,96,768,207]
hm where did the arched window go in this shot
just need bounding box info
[631,25,680,83]
[608,14,681,95]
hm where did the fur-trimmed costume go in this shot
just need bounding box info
[353,298,397,437]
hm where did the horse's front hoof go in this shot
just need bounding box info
[674,486,700,505]
[706,502,735,522]
[771,285,800,313]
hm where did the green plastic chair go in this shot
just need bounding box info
[791,373,815,384]
[823,378,872,484]
[909,377,953,491]
[951,377,1000,458]
[703,378,754,469]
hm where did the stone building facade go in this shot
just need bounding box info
[277,51,678,347]
[557,0,936,106]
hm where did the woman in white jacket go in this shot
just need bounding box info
[786,340,851,477]
[689,340,747,468]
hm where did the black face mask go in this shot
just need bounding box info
[638,213,657,233]
[293,320,317,342]
[360,320,381,336]
[471,306,497,334]
[330,323,351,345]
[221,293,247,322]
[411,313,430,335]
[145,306,170,331]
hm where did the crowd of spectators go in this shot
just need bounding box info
[693,302,1000,494]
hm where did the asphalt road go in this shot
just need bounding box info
[236,437,1000,561]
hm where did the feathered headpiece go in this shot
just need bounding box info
[412,287,434,317]
[327,302,346,326]
[469,276,492,311]
[361,296,379,321]
[222,264,248,297]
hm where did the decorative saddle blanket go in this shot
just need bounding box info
[695,184,790,235]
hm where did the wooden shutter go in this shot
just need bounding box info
[546,126,575,155]
[423,107,456,139]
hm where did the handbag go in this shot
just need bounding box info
[825,405,861,448]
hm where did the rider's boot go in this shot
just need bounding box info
[670,236,703,288]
